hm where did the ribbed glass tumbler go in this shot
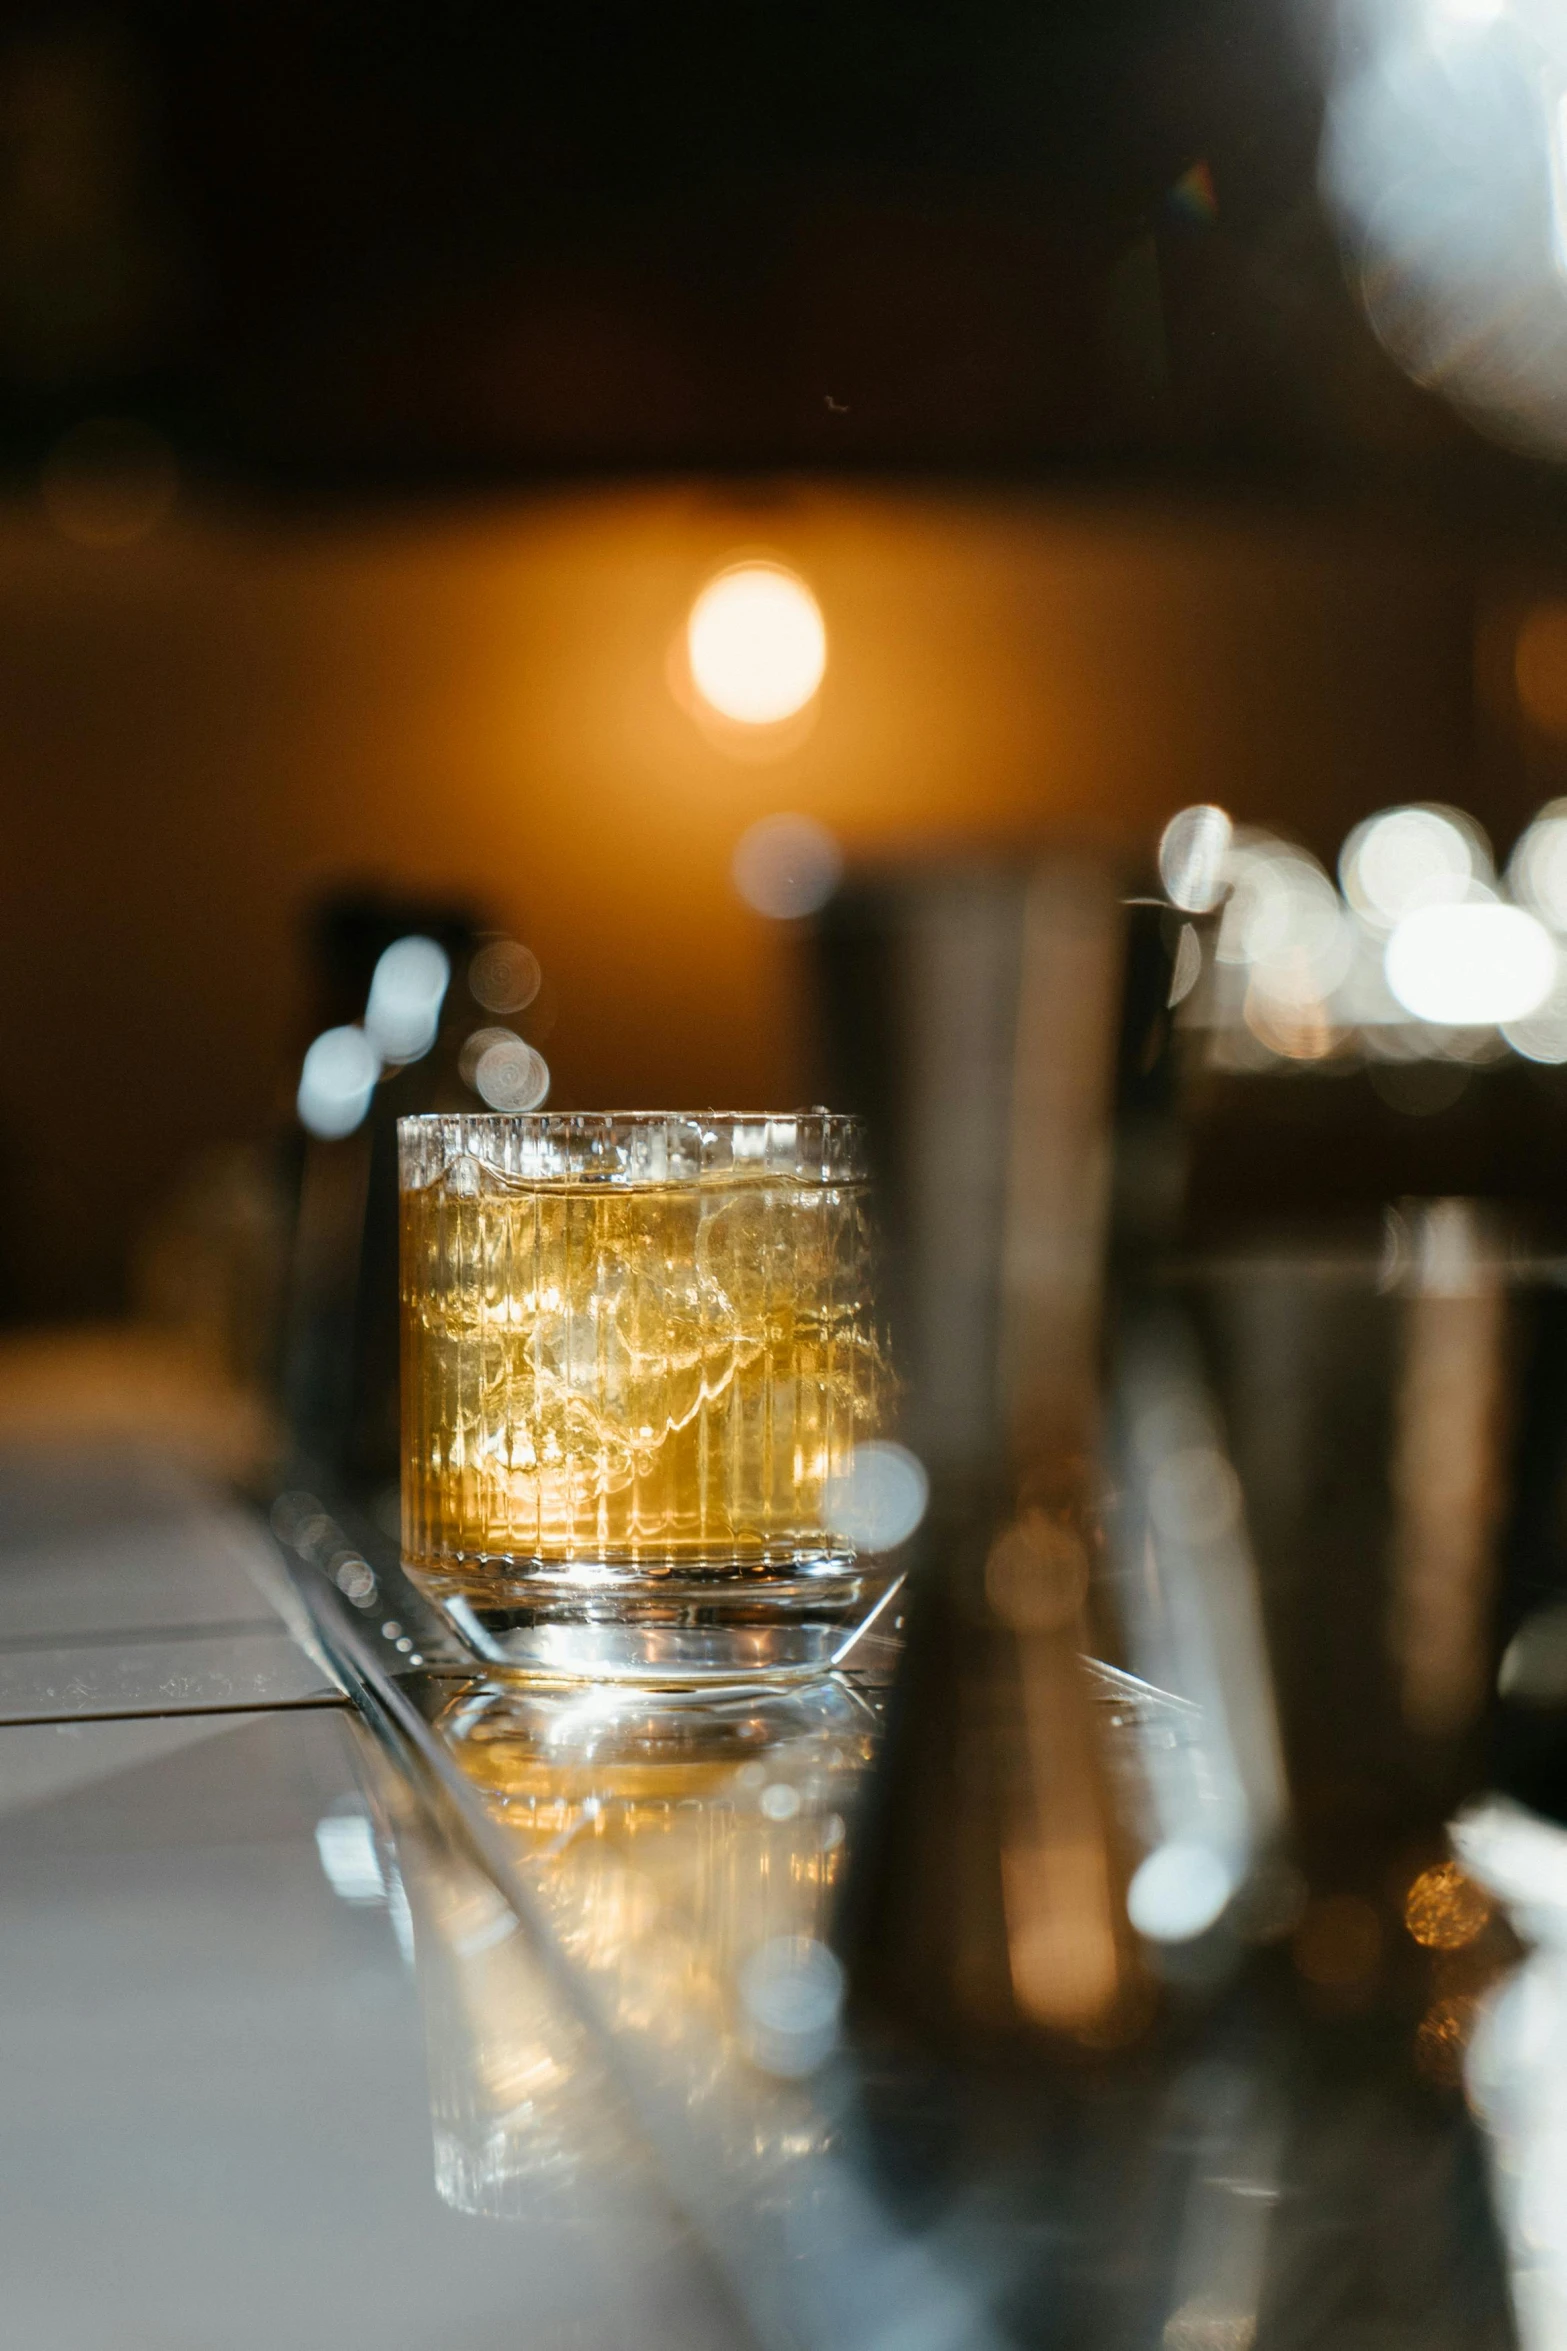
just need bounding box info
[399,1112,894,1680]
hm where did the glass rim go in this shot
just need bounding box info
[398,1108,864,1129]
[398,1108,867,1190]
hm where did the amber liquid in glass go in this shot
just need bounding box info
[401,1169,879,1576]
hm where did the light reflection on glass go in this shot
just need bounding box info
[315,1802,389,1905]
[390,1799,635,2223]
[433,1677,874,2089]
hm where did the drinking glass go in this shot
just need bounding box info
[398,1111,896,1679]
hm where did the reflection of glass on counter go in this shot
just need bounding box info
[380,1769,641,2224]
[434,1677,877,2084]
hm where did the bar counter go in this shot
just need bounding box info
[0,1438,1524,2350]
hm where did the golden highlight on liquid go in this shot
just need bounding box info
[401,1169,880,1572]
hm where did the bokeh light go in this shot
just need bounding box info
[687,562,827,724]
[1126,1839,1236,1943]
[822,1441,930,1553]
[1217,835,1351,1009]
[1321,0,1567,457]
[1498,1600,1567,1700]
[1414,1994,1478,2088]
[1340,805,1488,931]
[473,1036,550,1110]
[469,939,542,1015]
[732,812,844,919]
[297,1025,379,1138]
[364,935,450,1063]
[458,1025,518,1089]
[737,1935,843,2078]
[1509,799,1567,928]
[1385,901,1556,1026]
[1158,803,1233,913]
[1404,1860,1491,1951]
[1502,970,1567,1063]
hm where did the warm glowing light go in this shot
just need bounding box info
[731,812,844,919]
[1243,987,1341,1061]
[1515,611,1567,738]
[1404,1859,1491,1950]
[365,935,450,1063]
[1340,804,1485,930]
[1158,804,1233,913]
[297,1025,379,1138]
[687,562,826,724]
[1414,1994,1477,2087]
[1385,901,1555,1025]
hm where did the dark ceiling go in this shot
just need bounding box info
[0,0,1537,501]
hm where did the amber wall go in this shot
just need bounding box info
[0,480,1483,1316]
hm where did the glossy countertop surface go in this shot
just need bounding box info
[0,1441,1530,2351]
[0,1442,745,2351]
[269,1488,1521,2351]
[0,1442,340,1721]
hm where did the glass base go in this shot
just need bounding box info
[403,1556,904,1685]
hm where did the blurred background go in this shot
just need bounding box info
[19,5,1567,2340]
[5,0,1567,1326]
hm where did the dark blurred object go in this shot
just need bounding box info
[822,859,1556,2036]
[821,858,1520,2347]
[817,862,1122,1506]
[281,887,491,1496]
[1483,1276,1567,1831]
[1184,1060,1567,1246]
[826,862,1150,2044]
[0,0,1551,507]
